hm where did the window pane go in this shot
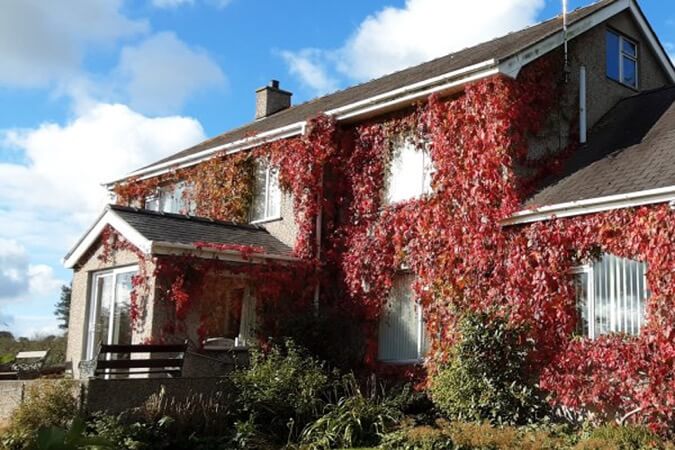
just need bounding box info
[250,162,268,221]
[266,167,281,218]
[606,30,620,81]
[622,57,637,88]
[622,38,636,57]
[385,140,426,204]
[113,272,134,348]
[88,274,113,359]
[145,196,159,212]
[574,271,590,337]
[591,254,647,338]
[378,274,421,362]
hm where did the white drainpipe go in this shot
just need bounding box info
[579,65,587,144]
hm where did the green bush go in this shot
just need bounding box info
[1,381,79,450]
[382,420,571,450]
[230,339,333,446]
[429,312,547,425]
[574,424,672,450]
[298,374,408,449]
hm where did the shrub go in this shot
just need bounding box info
[135,383,236,437]
[429,312,548,425]
[230,339,333,445]
[574,424,673,450]
[1,380,78,450]
[298,374,408,449]
[382,420,570,450]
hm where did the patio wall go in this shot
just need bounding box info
[0,377,229,421]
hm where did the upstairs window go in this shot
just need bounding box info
[144,182,194,215]
[384,138,434,205]
[606,29,638,89]
[250,160,281,223]
[378,273,428,363]
[573,254,648,339]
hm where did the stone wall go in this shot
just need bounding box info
[0,377,230,421]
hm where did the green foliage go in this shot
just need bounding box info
[429,312,548,425]
[1,381,78,450]
[381,420,573,450]
[230,339,333,445]
[54,285,71,332]
[298,374,408,449]
[28,418,111,450]
[0,334,66,369]
[573,424,672,450]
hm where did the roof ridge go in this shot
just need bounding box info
[109,204,267,232]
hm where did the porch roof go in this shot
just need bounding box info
[63,205,296,268]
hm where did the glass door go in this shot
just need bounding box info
[85,266,138,361]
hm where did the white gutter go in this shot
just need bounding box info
[150,241,300,263]
[502,186,675,226]
[104,60,499,186]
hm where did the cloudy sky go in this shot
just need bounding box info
[0,0,673,337]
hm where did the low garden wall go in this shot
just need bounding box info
[0,377,228,420]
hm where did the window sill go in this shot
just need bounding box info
[250,216,283,225]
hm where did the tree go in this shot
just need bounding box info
[54,284,71,331]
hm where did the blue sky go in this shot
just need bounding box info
[0,0,673,338]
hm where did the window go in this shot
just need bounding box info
[384,139,434,205]
[606,29,638,89]
[250,160,281,222]
[144,182,195,215]
[200,283,257,347]
[85,266,138,361]
[573,254,648,339]
[378,273,428,363]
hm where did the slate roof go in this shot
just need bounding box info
[141,0,617,170]
[528,85,675,207]
[110,205,293,257]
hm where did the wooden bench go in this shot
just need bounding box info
[94,341,188,378]
[0,350,50,380]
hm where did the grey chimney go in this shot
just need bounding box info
[255,80,292,120]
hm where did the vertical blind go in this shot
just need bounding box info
[378,273,427,362]
[576,254,648,339]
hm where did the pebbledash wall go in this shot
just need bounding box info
[0,378,229,421]
[66,245,159,379]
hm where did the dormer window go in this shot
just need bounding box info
[606,29,638,89]
[144,182,194,215]
[250,160,281,223]
[384,138,434,205]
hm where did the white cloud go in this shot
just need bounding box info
[280,49,339,96]
[282,0,545,86]
[0,240,63,301]
[0,239,28,299]
[116,32,227,114]
[151,0,232,8]
[0,0,148,88]
[1,103,206,218]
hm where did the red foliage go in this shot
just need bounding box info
[106,54,675,432]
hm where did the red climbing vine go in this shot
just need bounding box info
[106,53,675,433]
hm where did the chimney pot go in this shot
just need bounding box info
[256,80,292,120]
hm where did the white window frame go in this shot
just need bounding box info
[84,265,139,361]
[384,138,435,206]
[377,273,427,364]
[607,29,639,89]
[144,182,194,215]
[572,255,648,340]
[250,162,281,224]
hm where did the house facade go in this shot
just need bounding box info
[64,0,675,427]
